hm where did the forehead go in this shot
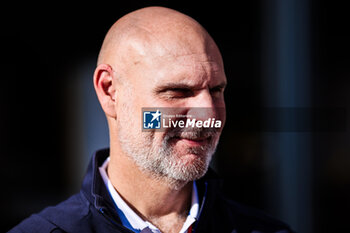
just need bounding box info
[142,52,226,87]
[121,29,226,91]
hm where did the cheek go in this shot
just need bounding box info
[218,106,226,126]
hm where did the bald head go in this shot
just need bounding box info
[97,6,223,74]
[94,6,226,119]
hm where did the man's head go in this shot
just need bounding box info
[94,6,226,188]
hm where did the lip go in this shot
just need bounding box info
[172,136,210,146]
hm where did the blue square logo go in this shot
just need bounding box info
[143,110,161,129]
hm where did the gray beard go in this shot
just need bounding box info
[117,109,218,190]
[116,85,219,189]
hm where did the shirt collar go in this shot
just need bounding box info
[99,157,199,233]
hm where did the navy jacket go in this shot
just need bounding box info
[9,149,294,233]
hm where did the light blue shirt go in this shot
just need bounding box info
[99,157,199,233]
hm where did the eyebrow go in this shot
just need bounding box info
[154,81,227,93]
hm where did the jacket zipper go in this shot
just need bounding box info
[192,181,208,233]
[98,208,135,233]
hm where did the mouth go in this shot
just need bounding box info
[170,136,211,146]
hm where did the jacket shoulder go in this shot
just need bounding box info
[8,192,90,233]
[8,214,64,233]
[216,195,294,232]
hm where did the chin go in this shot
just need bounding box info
[172,154,210,180]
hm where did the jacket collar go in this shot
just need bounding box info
[81,148,224,223]
[81,148,116,210]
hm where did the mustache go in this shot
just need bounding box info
[165,127,219,140]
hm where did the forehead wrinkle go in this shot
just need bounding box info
[154,62,224,90]
[175,57,223,80]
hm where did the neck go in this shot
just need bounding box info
[107,146,192,219]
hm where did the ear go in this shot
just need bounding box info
[93,64,117,118]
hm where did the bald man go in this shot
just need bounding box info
[9,7,293,233]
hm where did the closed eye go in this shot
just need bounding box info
[210,86,224,93]
[156,87,194,99]
[154,82,226,100]
[210,83,226,96]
